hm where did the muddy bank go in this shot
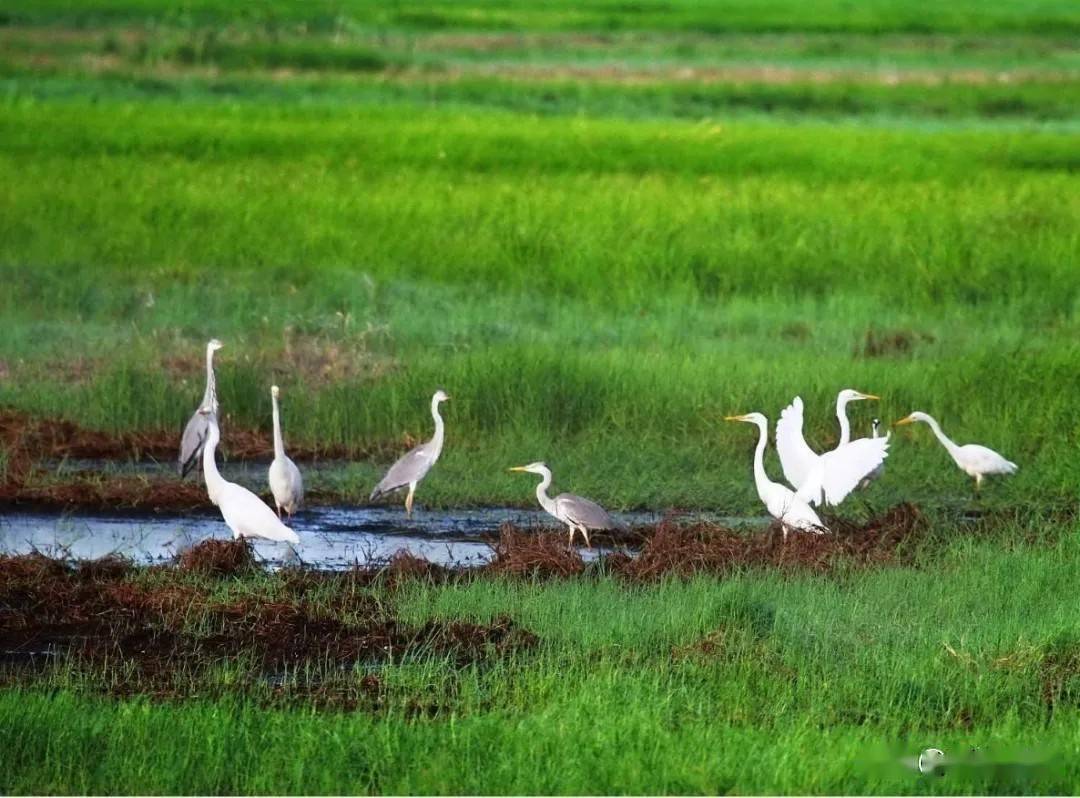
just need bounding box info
[0,408,362,511]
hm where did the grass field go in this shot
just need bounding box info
[1,0,1079,793]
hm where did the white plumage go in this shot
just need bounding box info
[775,391,888,507]
[202,410,299,545]
[726,412,827,538]
[895,411,1017,491]
[268,385,304,518]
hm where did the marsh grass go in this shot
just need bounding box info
[3,523,1080,793]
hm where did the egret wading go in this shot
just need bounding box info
[775,390,888,506]
[726,413,827,538]
[178,338,223,478]
[200,409,299,546]
[370,390,449,517]
[894,411,1017,492]
[268,385,303,519]
[508,462,617,548]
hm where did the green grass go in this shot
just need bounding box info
[2,1,1080,794]
[6,0,1080,35]
[0,100,1077,509]
[5,525,1080,793]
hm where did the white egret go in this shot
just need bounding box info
[509,462,616,548]
[201,409,299,545]
[268,385,303,519]
[775,390,888,506]
[178,338,223,478]
[726,413,827,538]
[894,411,1017,492]
[370,390,449,517]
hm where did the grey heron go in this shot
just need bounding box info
[508,462,616,548]
[370,390,449,517]
[895,411,1017,492]
[178,338,223,478]
[726,413,827,538]
[200,409,299,545]
[268,385,303,518]
[775,390,888,506]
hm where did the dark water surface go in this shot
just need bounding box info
[0,506,759,569]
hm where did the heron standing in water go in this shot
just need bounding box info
[508,462,617,548]
[370,390,449,517]
[178,338,223,478]
[268,385,303,519]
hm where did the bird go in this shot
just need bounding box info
[370,390,449,517]
[857,418,885,489]
[200,409,299,546]
[178,338,223,479]
[894,411,1017,492]
[775,390,888,506]
[726,412,827,538]
[268,385,303,519]
[508,461,617,548]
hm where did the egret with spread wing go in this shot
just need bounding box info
[178,338,223,478]
[509,462,616,548]
[268,385,303,518]
[201,409,299,545]
[895,411,1017,492]
[726,413,826,538]
[370,390,449,516]
[775,390,888,506]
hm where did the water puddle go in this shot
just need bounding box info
[0,506,758,569]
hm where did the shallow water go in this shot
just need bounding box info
[0,506,755,569]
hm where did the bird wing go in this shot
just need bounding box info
[764,483,826,533]
[775,396,820,490]
[961,444,1018,475]
[371,444,434,498]
[218,483,298,543]
[178,411,209,478]
[812,436,890,506]
[555,493,616,530]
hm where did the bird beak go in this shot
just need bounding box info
[893,415,915,426]
[860,393,881,401]
[508,466,527,472]
[724,414,747,422]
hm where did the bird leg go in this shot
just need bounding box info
[567,525,576,549]
[276,505,282,520]
[580,526,592,549]
[405,483,416,518]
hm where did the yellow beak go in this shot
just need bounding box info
[861,393,881,401]
[508,466,527,472]
[893,415,915,426]
[724,414,747,422]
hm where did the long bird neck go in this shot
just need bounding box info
[271,393,285,460]
[751,420,772,499]
[202,421,227,500]
[836,395,852,446]
[429,398,445,454]
[533,469,558,517]
[922,415,962,459]
[201,346,218,411]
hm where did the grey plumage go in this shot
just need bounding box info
[268,385,304,518]
[509,461,617,547]
[555,493,617,531]
[370,390,449,516]
[178,339,223,478]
